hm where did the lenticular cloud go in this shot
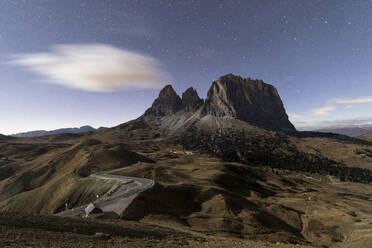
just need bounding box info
[10,44,169,92]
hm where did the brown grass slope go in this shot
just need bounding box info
[1,118,372,247]
[91,118,173,153]
[290,134,372,169]
[0,211,315,248]
[120,154,372,247]
[360,132,372,142]
[0,138,152,214]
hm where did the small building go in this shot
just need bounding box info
[85,203,103,217]
[185,151,199,155]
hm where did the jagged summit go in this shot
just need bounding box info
[182,87,204,112]
[158,85,179,99]
[144,85,203,116]
[144,85,182,116]
[143,74,295,132]
[201,74,295,131]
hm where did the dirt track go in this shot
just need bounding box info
[56,163,154,218]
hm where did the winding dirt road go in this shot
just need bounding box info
[56,163,154,218]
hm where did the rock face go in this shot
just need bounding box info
[182,87,204,112]
[143,74,295,132]
[144,85,182,116]
[201,74,295,131]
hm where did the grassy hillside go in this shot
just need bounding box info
[293,137,372,168]
[119,154,372,247]
[0,138,152,214]
[2,120,372,246]
[181,127,372,182]
[360,132,372,142]
[0,211,314,248]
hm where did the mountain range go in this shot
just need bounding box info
[11,125,106,138]
[316,125,372,137]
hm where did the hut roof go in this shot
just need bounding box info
[85,203,103,215]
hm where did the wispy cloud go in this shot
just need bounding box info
[9,44,169,92]
[332,96,372,104]
[311,106,335,116]
[288,113,302,119]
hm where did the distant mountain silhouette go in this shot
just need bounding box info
[316,126,372,137]
[11,125,106,137]
[0,134,14,141]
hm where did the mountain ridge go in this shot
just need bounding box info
[316,125,372,137]
[11,125,106,138]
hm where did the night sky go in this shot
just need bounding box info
[1,0,372,134]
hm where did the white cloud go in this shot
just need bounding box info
[288,113,302,119]
[9,44,169,92]
[311,106,335,116]
[333,96,372,104]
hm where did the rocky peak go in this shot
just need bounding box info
[142,74,295,132]
[201,74,295,131]
[182,87,204,112]
[158,85,179,99]
[144,85,182,116]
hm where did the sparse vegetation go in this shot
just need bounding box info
[355,148,372,158]
[289,131,372,146]
[181,127,372,183]
[115,154,372,247]
[360,132,372,142]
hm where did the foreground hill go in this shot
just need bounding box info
[0,139,152,214]
[0,211,314,248]
[119,154,372,247]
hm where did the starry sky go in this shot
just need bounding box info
[1,0,372,134]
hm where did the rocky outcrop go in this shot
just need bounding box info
[182,87,203,112]
[144,85,182,116]
[143,74,295,132]
[201,74,295,132]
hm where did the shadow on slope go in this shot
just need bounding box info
[0,138,153,214]
[289,131,372,146]
[120,156,306,244]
